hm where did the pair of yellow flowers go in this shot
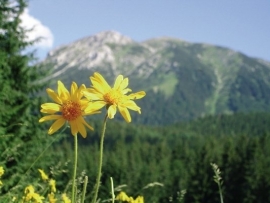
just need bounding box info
[39,72,146,138]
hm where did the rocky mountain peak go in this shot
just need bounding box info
[89,30,133,45]
[45,30,135,77]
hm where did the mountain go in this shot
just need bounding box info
[40,30,270,125]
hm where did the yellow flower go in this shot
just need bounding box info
[24,185,44,203]
[48,193,57,203]
[38,169,49,181]
[39,81,101,138]
[116,192,144,203]
[84,72,146,122]
[31,193,45,203]
[24,185,35,194]
[62,193,71,203]
[134,196,144,203]
[0,166,4,177]
[116,191,131,202]
[49,179,56,193]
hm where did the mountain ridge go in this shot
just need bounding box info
[40,30,270,125]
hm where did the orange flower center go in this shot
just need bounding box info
[104,89,122,105]
[62,100,82,121]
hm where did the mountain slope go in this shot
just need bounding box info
[40,30,270,125]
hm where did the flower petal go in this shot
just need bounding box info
[46,88,62,104]
[91,72,111,92]
[121,88,132,95]
[107,105,117,119]
[40,108,59,114]
[84,101,106,114]
[48,118,66,134]
[113,75,123,89]
[118,106,131,123]
[128,91,146,100]
[121,100,141,113]
[69,120,78,136]
[58,80,70,100]
[70,81,78,99]
[84,89,104,100]
[39,115,62,122]
[80,117,94,131]
[41,103,61,112]
[119,78,129,91]
[77,84,86,100]
[92,81,110,96]
[76,119,87,138]
[80,98,91,109]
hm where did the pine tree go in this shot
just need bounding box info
[0,0,56,195]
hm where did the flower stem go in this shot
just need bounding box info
[81,176,88,203]
[218,183,224,203]
[72,134,78,203]
[92,114,108,203]
[110,177,115,203]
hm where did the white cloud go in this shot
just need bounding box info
[20,9,53,48]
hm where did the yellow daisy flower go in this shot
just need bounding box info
[39,81,101,138]
[84,72,146,122]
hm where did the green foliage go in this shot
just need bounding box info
[38,112,270,203]
[0,0,59,196]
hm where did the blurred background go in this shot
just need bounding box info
[1,1,270,203]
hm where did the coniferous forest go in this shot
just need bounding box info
[1,1,270,203]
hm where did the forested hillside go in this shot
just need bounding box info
[42,112,270,203]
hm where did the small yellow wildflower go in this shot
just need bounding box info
[84,72,146,122]
[0,166,4,177]
[24,185,44,203]
[116,191,131,202]
[48,193,57,203]
[39,81,101,138]
[24,185,35,194]
[31,193,45,203]
[62,193,71,203]
[116,192,144,203]
[49,179,56,193]
[38,169,49,181]
[134,196,144,203]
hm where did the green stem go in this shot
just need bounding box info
[218,183,224,203]
[81,176,88,203]
[110,177,115,203]
[92,114,108,203]
[72,134,78,203]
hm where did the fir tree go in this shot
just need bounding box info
[0,0,55,195]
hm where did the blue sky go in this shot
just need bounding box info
[26,0,270,61]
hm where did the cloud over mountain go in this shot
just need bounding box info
[20,8,53,48]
